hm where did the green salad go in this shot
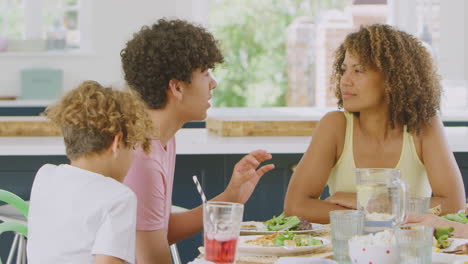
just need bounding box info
[434,226,454,249]
[441,213,468,224]
[272,231,322,247]
[265,212,303,231]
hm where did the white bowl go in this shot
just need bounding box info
[348,240,399,264]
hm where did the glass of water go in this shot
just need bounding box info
[396,225,433,264]
[407,196,431,215]
[330,210,365,262]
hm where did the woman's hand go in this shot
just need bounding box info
[406,214,468,238]
[326,192,357,209]
[223,150,275,204]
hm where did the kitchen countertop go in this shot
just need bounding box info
[0,127,467,156]
[0,105,467,121]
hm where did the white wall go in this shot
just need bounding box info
[439,0,466,81]
[0,0,202,97]
[465,2,468,81]
[387,0,417,35]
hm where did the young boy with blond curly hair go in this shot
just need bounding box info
[27,81,154,264]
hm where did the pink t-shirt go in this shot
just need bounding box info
[124,137,176,231]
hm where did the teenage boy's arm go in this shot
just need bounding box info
[95,255,124,264]
[168,150,275,244]
[135,230,172,264]
[135,150,273,263]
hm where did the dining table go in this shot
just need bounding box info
[195,226,334,264]
[193,223,468,264]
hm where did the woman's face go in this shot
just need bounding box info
[339,51,387,113]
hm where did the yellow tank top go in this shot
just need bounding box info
[327,111,431,197]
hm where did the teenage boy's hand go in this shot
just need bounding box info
[223,150,275,204]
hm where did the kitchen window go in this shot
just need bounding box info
[208,0,467,112]
[208,0,381,108]
[0,0,91,54]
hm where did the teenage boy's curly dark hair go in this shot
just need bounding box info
[121,18,224,109]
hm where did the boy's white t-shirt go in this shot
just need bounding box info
[27,164,137,264]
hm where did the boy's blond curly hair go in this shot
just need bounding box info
[331,24,441,133]
[44,81,155,160]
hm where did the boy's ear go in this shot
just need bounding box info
[168,79,184,101]
[111,132,124,159]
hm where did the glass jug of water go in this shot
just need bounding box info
[355,168,407,233]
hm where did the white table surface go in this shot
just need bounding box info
[0,127,467,156]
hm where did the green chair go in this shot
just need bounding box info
[0,190,29,264]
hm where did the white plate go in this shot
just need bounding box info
[240,221,328,235]
[275,258,337,264]
[433,238,468,264]
[237,235,330,256]
[443,237,468,252]
[433,252,468,263]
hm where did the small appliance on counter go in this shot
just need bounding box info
[20,68,63,100]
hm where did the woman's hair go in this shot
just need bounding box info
[331,24,441,133]
[121,18,224,109]
[44,81,155,160]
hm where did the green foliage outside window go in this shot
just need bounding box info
[209,0,349,107]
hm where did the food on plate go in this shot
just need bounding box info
[264,212,311,231]
[240,222,257,231]
[350,229,396,246]
[244,231,322,247]
[428,205,441,216]
[441,213,468,224]
[451,243,468,255]
[433,226,454,250]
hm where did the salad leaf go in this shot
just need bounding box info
[441,213,468,224]
[294,235,323,246]
[272,231,295,246]
[265,212,301,231]
[434,226,454,249]
[272,232,322,247]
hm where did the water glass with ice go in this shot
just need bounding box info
[330,210,365,262]
[396,225,433,264]
[203,201,244,264]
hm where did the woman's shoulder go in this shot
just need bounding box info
[319,111,347,129]
[316,111,347,141]
[320,110,346,121]
[410,115,445,152]
[414,115,444,138]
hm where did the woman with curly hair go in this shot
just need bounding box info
[120,19,275,263]
[284,24,465,224]
[27,81,154,263]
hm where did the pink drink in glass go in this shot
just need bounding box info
[204,233,238,264]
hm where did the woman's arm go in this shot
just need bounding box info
[284,111,349,224]
[95,255,124,264]
[406,214,468,238]
[421,116,465,214]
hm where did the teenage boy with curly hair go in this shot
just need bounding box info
[121,19,275,263]
[27,81,154,264]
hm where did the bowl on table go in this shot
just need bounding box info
[348,241,398,264]
[348,230,399,264]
